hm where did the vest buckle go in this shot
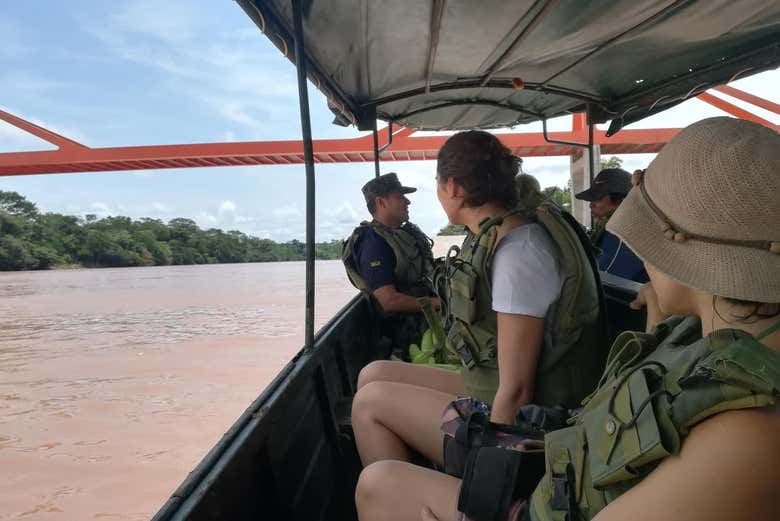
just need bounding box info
[459,344,476,369]
[550,463,577,518]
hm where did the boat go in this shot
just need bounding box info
[150,2,780,520]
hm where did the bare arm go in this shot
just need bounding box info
[372,284,440,314]
[490,312,544,424]
[593,406,780,521]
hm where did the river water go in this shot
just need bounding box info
[0,261,356,520]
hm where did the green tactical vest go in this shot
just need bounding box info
[529,316,780,521]
[443,205,605,407]
[342,220,434,298]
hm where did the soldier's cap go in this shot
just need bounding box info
[574,168,632,201]
[361,172,416,203]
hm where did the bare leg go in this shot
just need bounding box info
[352,381,455,466]
[356,460,461,521]
[357,360,466,395]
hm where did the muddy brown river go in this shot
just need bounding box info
[0,261,355,520]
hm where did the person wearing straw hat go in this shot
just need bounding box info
[575,168,649,283]
[355,117,780,521]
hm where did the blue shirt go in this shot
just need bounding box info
[596,229,649,283]
[353,227,397,291]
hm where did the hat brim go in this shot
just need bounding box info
[607,186,780,303]
[574,186,606,201]
[399,186,417,194]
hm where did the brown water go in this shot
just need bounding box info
[0,261,355,520]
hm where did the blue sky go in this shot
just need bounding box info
[1,0,778,241]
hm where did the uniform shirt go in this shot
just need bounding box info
[352,227,397,291]
[596,229,649,283]
[490,223,563,353]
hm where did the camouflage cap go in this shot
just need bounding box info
[361,172,417,203]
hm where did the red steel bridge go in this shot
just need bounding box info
[0,84,777,177]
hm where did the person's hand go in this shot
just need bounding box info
[629,282,654,310]
[630,282,669,331]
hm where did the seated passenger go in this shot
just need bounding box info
[343,172,438,353]
[575,168,649,283]
[351,130,602,468]
[355,117,780,521]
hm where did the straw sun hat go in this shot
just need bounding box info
[607,117,780,303]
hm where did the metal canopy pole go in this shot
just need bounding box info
[372,121,395,177]
[541,116,597,184]
[372,123,381,178]
[541,118,587,148]
[291,0,316,351]
[587,118,596,184]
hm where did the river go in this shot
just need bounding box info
[0,261,355,520]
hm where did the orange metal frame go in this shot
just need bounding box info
[1,86,776,177]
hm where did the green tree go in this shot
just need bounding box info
[0,191,38,219]
[438,223,466,236]
[29,244,63,269]
[0,193,355,270]
[0,211,26,236]
[138,218,171,241]
[542,186,572,211]
[149,241,173,265]
[0,235,38,270]
[600,156,623,170]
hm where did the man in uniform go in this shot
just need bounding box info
[343,173,438,356]
[575,168,649,283]
[343,172,438,312]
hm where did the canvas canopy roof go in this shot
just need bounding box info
[238,0,780,134]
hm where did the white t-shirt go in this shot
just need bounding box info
[490,223,563,351]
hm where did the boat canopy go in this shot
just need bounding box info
[238,0,780,134]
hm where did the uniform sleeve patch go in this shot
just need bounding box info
[370,260,382,267]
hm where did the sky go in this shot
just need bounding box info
[1,0,778,241]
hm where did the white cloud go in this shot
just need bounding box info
[198,211,218,227]
[109,0,200,43]
[151,201,172,213]
[323,201,360,224]
[219,102,264,129]
[273,203,302,219]
[76,0,299,136]
[218,200,237,214]
[87,202,113,217]
[0,120,54,152]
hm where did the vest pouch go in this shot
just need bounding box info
[584,367,672,489]
[449,264,479,324]
[448,321,496,368]
[448,324,477,369]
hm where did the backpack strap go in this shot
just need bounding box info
[756,319,780,341]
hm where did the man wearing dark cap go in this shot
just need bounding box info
[575,168,649,283]
[342,172,438,314]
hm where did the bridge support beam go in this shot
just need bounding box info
[569,144,600,228]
